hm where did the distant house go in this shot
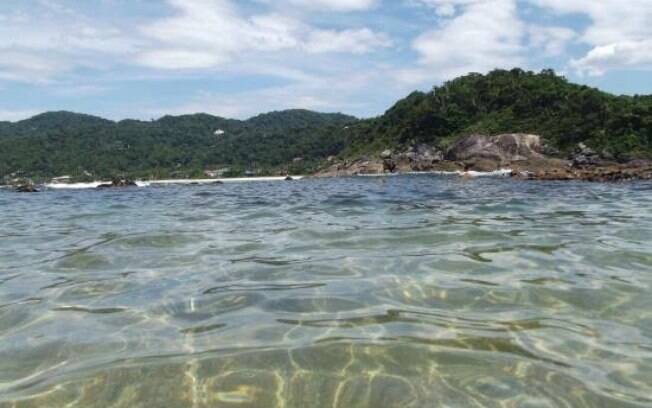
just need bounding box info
[244,170,256,177]
[52,175,72,183]
[214,129,226,136]
[205,168,230,178]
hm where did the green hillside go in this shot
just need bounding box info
[342,68,652,160]
[0,109,356,180]
[1,68,651,181]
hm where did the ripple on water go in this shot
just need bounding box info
[1,177,652,407]
[115,233,205,249]
[54,252,112,271]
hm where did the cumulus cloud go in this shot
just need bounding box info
[570,40,652,76]
[0,0,388,79]
[0,5,138,81]
[138,0,389,69]
[528,25,576,57]
[2,0,652,119]
[408,0,481,17]
[0,109,41,122]
[275,0,376,11]
[400,0,525,83]
[532,0,652,75]
[144,68,394,119]
[304,28,390,54]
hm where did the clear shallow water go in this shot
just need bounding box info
[1,175,652,407]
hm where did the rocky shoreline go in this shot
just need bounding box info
[317,134,652,182]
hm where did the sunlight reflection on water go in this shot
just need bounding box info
[1,176,652,407]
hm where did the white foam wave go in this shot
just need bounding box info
[358,169,513,178]
[45,181,106,189]
[43,176,304,190]
[464,169,513,177]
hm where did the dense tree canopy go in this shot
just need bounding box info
[1,69,650,181]
[0,110,355,180]
[342,68,652,159]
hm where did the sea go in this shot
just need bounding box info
[1,174,651,407]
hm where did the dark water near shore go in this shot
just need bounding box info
[1,175,652,407]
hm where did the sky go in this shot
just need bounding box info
[1,0,652,122]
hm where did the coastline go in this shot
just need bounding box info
[316,135,652,183]
[18,162,652,192]
[317,159,652,182]
[44,176,305,190]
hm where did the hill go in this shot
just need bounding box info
[341,68,652,161]
[0,110,356,180]
[1,68,651,181]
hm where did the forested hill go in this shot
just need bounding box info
[2,68,651,181]
[342,68,652,160]
[0,109,356,180]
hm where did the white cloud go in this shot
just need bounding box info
[528,26,576,57]
[138,0,388,69]
[258,0,376,12]
[305,28,390,54]
[0,109,40,122]
[0,5,138,81]
[143,66,401,119]
[0,0,388,80]
[570,40,652,77]
[403,0,525,83]
[0,52,71,83]
[408,0,481,17]
[532,0,652,75]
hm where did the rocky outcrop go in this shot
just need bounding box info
[394,144,444,171]
[371,144,447,174]
[315,133,652,182]
[15,183,39,193]
[97,179,137,189]
[317,157,385,177]
[446,134,544,163]
[511,159,652,182]
[570,143,602,167]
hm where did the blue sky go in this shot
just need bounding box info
[1,0,652,121]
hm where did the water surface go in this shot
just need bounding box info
[1,176,652,407]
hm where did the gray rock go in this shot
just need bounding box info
[97,179,137,189]
[571,143,601,167]
[542,144,561,156]
[446,134,543,162]
[15,183,39,193]
[465,159,500,172]
[576,143,597,156]
[380,149,393,160]
[395,144,444,170]
[383,159,397,173]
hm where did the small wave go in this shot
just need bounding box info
[465,169,513,177]
[53,306,127,314]
[43,177,302,190]
[358,169,513,178]
[45,181,110,190]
